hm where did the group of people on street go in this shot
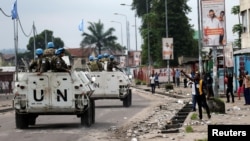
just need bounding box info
[225,69,250,105]
[29,42,70,75]
[87,53,120,72]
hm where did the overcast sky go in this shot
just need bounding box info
[0,0,239,51]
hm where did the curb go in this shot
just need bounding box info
[0,107,14,113]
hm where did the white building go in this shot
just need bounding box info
[241,0,250,48]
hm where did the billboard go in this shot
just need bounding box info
[133,51,141,66]
[162,38,174,60]
[201,0,226,47]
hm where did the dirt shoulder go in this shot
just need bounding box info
[109,87,250,141]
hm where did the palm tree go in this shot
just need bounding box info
[231,5,242,49]
[80,20,118,54]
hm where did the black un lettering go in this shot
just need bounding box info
[33,89,44,101]
[57,89,67,101]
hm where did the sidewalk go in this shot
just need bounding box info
[0,93,14,112]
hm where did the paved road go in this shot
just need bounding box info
[0,88,151,141]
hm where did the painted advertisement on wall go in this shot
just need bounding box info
[201,0,226,47]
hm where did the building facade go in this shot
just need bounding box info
[241,0,250,48]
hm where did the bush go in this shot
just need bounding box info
[135,79,141,85]
[185,125,193,133]
[190,113,198,120]
[165,83,174,90]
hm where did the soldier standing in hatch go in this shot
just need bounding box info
[52,48,70,72]
[29,48,50,75]
[107,55,120,71]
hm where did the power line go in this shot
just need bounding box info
[18,18,33,37]
[0,8,11,18]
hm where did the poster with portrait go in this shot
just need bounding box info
[119,56,126,68]
[162,38,174,60]
[133,51,141,66]
[201,0,226,47]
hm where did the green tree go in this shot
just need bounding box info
[19,29,64,65]
[80,20,120,54]
[27,30,64,51]
[231,5,242,49]
[133,0,198,67]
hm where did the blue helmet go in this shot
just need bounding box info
[98,54,103,60]
[109,55,114,60]
[55,49,60,55]
[104,53,109,58]
[35,48,43,55]
[89,55,94,61]
[47,42,54,48]
[55,48,65,55]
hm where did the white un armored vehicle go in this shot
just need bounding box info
[13,71,95,129]
[88,69,132,107]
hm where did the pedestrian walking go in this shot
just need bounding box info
[154,72,161,88]
[237,69,244,100]
[149,74,156,94]
[243,71,250,105]
[175,69,180,87]
[225,72,234,103]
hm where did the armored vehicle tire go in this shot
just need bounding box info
[15,112,29,129]
[91,99,95,124]
[28,114,38,125]
[123,89,132,107]
[81,100,93,127]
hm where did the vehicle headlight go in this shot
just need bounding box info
[91,77,96,82]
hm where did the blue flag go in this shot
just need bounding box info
[78,19,84,32]
[11,0,18,20]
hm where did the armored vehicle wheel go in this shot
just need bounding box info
[15,112,29,129]
[81,100,93,127]
[123,89,132,107]
[128,89,132,106]
[28,114,38,125]
[91,99,95,124]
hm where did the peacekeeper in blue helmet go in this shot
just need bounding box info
[87,55,100,71]
[107,55,120,72]
[29,48,50,75]
[96,54,104,71]
[102,53,110,62]
[51,48,70,72]
[44,42,55,58]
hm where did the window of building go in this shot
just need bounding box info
[241,10,248,33]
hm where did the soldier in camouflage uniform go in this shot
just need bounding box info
[96,54,104,71]
[52,48,70,72]
[44,42,56,71]
[44,42,55,58]
[87,55,100,71]
[107,55,120,72]
[29,48,50,75]
[101,53,109,71]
